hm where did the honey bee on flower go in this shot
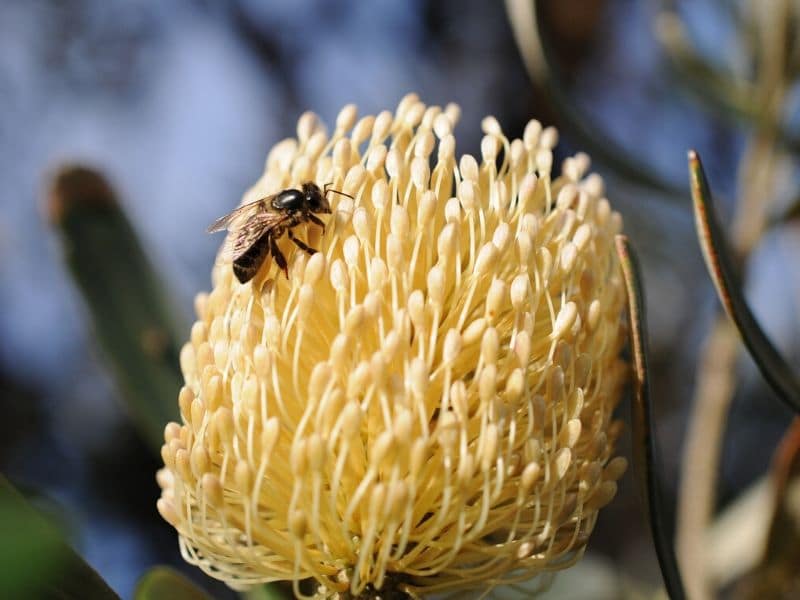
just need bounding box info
[207,182,353,283]
[157,93,629,599]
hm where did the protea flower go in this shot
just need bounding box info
[157,94,629,599]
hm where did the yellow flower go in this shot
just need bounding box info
[157,93,628,598]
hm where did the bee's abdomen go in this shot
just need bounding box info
[233,234,270,283]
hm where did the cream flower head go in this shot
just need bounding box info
[157,93,628,599]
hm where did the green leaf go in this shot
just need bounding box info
[135,567,213,600]
[0,474,120,600]
[47,166,185,451]
[135,568,292,600]
[615,236,686,600]
[688,151,800,411]
[241,583,292,600]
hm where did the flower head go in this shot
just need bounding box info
[157,94,628,598]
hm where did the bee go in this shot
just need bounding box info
[207,182,351,283]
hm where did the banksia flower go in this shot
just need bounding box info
[157,94,629,598]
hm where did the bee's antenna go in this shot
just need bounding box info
[323,183,354,201]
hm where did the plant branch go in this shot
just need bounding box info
[505,0,686,196]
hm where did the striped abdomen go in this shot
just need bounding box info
[232,233,271,283]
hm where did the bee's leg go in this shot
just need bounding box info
[270,236,289,279]
[288,229,316,255]
[308,214,326,233]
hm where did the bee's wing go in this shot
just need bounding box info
[218,211,292,262]
[206,195,275,233]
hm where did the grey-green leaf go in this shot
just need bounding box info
[47,166,185,451]
[0,474,120,600]
[689,151,800,411]
[616,235,686,600]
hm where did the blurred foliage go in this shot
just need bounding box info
[135,567,213,600]
[738,419,800,599]
[47,165,184,451]
[657,0,800,154]
[506,0,686,196]
[0,475,119,599]
[241,583,293,600]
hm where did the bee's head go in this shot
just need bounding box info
[303,182,331,214]
[317,182,355,213]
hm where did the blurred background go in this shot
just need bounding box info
[1,0,798,598]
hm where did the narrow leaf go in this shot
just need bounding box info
[135,567,212,600]
[47,166,184,450]
[688,151,800,410]
[615,235,686,600]
[0,474,120,600]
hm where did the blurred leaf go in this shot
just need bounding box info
[0,474,120,600]
[777,194,800,224]
[135,568,291,600]
[656,4,800,154]
[505,0,686,197]
[707,477,772,588]
[655,11,758,116]
[736,419,800,598]
[135,567,212,600]
[47,165,184,451]
[505,555,624,600]
[689,151,800,411]
[615,236,686,600]
[241,582,292,600]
